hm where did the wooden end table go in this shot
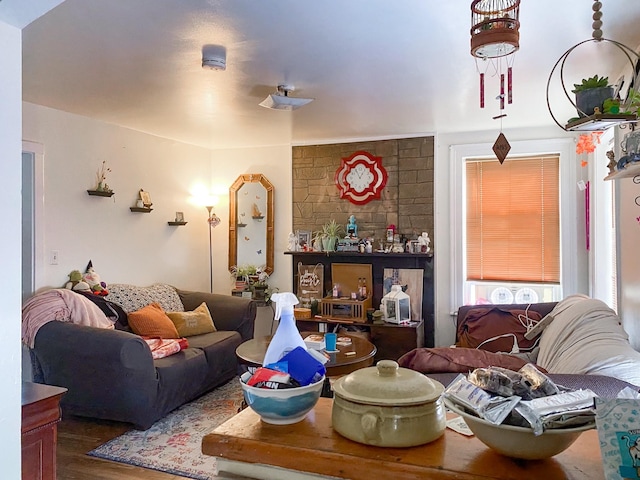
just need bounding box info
[203,397,604,480]
[22,382,67,480]
[235,332,376,377]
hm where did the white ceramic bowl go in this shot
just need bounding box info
[240,372,324,425]
[444,398,595,459]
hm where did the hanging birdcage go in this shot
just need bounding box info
[471,0,520,58]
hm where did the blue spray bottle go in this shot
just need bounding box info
[262,292,306,366]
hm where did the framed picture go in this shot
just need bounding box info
[139,189,152,207]
[175,211,184,222]
[297,230,312,249]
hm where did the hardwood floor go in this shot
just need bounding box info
[57,415,190,480]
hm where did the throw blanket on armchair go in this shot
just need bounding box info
[537,295,640,386]
[22,288,114,348]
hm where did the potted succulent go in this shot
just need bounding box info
[572,75,613,117]
[321,219,344,252]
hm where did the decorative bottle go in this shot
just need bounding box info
[262,292,306,367]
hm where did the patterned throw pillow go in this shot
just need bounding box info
[166,302,217,337]
[107,283,184,314]
[128,303,180,339]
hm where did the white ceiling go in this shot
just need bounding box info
[15,0,640,149]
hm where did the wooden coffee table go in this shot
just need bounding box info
[235,332,376,376]
[202,397,604,480]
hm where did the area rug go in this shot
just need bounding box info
[88,378,244,480]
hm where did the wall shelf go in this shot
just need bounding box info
[130,207,153,213]
[604,162,640,181]
[565,113,637,132]
[87,189,114,197]
[237,223,247,227]
[252,216,264,220]
[168,221,187,226]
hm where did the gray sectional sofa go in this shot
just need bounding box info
[28,284,256,430]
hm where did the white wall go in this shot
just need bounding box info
[618,175,640,350]
[0,18,24,480]
[22,102,295,297]
[23,103,221,292]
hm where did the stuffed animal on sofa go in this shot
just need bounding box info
[82,261,109,296]
[64,269,92,292]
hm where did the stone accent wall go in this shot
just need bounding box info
[292,136,434,244]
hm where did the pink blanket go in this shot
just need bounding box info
[22,288,114,348]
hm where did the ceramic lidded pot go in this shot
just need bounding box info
[331,360,446,447]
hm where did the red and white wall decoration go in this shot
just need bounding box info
[334,151,388,205]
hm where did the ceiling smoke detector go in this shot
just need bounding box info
[202,54,226,71]
[201,44,226,71]
[259,84,314,110]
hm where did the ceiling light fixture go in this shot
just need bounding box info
[259,84,314,110]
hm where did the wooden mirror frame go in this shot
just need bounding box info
[228,174,274,275]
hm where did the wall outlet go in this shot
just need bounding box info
[50,250,59,265]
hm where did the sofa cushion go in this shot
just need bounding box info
[128,303,180,338]
[187,331,242,391]
[166,302,217,337]
[398,347,532,374]
[537,295,640,386]
[456,306,542,353]
[108,283,184,314]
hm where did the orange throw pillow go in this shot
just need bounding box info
[128,302,180,339]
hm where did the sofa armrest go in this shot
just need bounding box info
[175,289,256,341]
[31,321,158,423]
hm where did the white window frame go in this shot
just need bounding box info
[450,138,578,310]
[589,128,616,309]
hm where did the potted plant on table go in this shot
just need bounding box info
[321,219,344,252]
[251,267,270,302]
[230,264,258,291]
[572,75,613,117]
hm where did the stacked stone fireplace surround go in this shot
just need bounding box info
[292,136,434,244]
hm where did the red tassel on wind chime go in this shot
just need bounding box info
[471,0,520,163]
[478,62,513,111]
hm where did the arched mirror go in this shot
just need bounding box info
[229,174,274,275]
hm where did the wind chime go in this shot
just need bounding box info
[470,0,520,163]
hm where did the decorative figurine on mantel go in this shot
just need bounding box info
[418,232,431,253]
[346,215,358,238]
[606,150,617,175]
[287,232,299,252]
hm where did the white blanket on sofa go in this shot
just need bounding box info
[537,295,640,386]
[22,288,114,348]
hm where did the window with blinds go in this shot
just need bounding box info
[465,155,560,283]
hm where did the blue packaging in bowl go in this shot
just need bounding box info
[270,346,326,386]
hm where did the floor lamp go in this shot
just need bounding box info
[206,205,221,293]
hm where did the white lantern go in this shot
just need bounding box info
[381,285,411,324]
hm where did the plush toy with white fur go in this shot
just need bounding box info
[82,261,109,296]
